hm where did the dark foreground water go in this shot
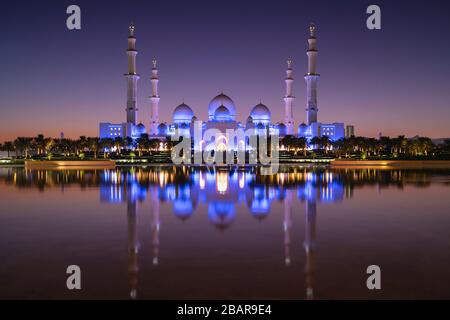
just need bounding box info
[1,165,450,299]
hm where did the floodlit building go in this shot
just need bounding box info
[99,23,350,145]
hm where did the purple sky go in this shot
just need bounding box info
[1,0,450,141]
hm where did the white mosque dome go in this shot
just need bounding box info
[173,103,194,124]
[208,93,236,121]
[214,105,232,122]
[250,103,271,124]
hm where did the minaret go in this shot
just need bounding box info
[125,22,140,125]
[150,58,160,135]
[305,23,319,125]
[283,59,295,135]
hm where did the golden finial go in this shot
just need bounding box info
[287,58,293,68]
[152,58,157,68]
[309,23,316,37]
[129,22,135,36]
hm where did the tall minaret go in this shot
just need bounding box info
[305,23,319,125]
[283,59,295,135]
[125,22,140,125]
[150,58,160,135]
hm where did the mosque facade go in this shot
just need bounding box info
[99,23,352,145]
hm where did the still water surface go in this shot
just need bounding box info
[1,165,450,299]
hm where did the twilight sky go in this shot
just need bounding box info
[1,0,450,141]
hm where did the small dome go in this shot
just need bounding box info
[173,103,194,124]
[137,123,145,128]
[299,122,307,127]
[247,116,253,123]
[214,105,232,122]
[208,93,236,121]
[250,103,271,124]
[277,123,287,136]
[157,123,168,135]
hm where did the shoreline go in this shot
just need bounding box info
[330,160,450,169]
[0,159,450,170]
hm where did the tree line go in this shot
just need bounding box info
[1,133,449,159]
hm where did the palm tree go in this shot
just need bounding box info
[281,135,295,151]
[320,136,331,153]
[100,138,114,158]
[44,138,55,155]
[125,137,134,150]
[34,134,45,155]
[114,137,125,154]
[87,137,100,159]
[3,141,14,157]
[14,137,33,158]
[295,137,307,156]
[310,136,321,150]
[136,134,150,156]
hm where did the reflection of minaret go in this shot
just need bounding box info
[283,189,293,266]
[284,59,295,134]
[304,200,317,300]
[127,197,139,299]
[305,23,319,125]
[150,187,160,266]
[149,58,160,135]
[125,23,140,125]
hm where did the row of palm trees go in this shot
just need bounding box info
[281,135,439,157]
[0,134,167,158]
[1,133,447,159]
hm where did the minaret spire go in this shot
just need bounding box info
[283,58,295,134]
[305,23,319,125]
[125,22,140,125]
[150,58,160,135]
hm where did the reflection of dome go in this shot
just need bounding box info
[214,105,232,122]
[208,202,235,230]
[208,93,236,121]
[250,103,271,124]
[173,103,194,124]
[157,123,168,136]
[173,200,193,220]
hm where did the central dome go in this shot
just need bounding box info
[214,105,232,122]
[208,93,236,121]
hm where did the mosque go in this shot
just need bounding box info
[99,23,353,146]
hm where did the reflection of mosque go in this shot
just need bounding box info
[99,167,347,299]
[4,166,446,298]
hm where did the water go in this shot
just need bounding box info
[1,165,450,299]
